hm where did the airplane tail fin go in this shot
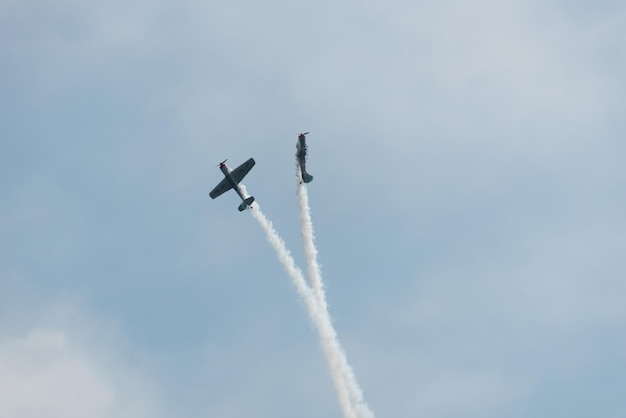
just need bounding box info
[238,196,255,211]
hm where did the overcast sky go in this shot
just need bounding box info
[2,0,625,417]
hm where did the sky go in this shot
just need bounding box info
[1,0,625,416]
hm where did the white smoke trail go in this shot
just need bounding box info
[247,202,357,418]
[296,181,375,418]
[296,182,326,309]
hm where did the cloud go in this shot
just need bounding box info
[0,301,165,418]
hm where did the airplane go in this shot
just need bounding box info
[296,132,313,183]
[209,158,256,211]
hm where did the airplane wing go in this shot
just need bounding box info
[230,158,255,184]
[209,177,233,199]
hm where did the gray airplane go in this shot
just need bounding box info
[296,132,313,183]
[210,158,255,211]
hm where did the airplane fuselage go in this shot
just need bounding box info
[219,163,247,201]
[296,133,313,183]
[296,136,306,159]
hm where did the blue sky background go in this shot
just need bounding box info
[1,0,625,416]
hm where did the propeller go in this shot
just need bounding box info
[216,158,227,167]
